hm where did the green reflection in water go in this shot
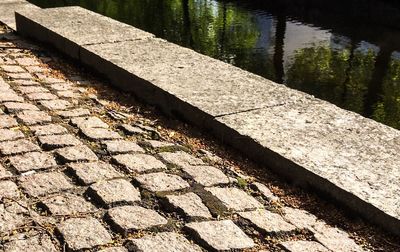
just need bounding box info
[28,0,400,129]
[373,56,400,129]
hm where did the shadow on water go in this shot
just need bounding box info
[28,0,400,129]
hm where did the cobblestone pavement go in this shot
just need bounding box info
[0,26,373,251]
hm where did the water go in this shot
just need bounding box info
[28,0,400,129]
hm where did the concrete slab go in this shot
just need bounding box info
[16,6,154,59]
[215,98,400,234]
[0,0,39,30]
[81,39,311,117]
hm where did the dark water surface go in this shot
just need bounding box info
[28,0,400,129]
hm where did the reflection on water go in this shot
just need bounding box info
[29,0,400,129]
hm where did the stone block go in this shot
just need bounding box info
[67,161,122,185]
[88,179,141,207]
[185,220,255,251]
[107,205,167,234]
[9,151,57,173]
[205,187,263,212]
[135,172,189,192]
[55,145,98,163]
[113,153,166,173]
[57,217,112,251]
[18,171,73,197]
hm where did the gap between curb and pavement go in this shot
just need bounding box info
[8,5,400,235]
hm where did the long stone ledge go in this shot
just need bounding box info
[14,6,400,235]
[0,0,40,30]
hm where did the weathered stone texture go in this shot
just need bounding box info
[135,172,190,192]
[71,116,109,129]
[104,140,144,154]
[185,220,255,251]
[239,209,296,233]
[0,180,20,200]
[41,193,96,215]
[279,241,330,252]
[57,217,112,251]
[88,179,141,207]
[0,115,18,128]
[30,124,68,136]
[80,127,122,141]
[16,110,51,125]
[38,134,82,149]
[0,129,24,142]
[164,192,212,219]
[67,161,122,185]
[9,151,57,173]
[205,187,263,211]
[107,205,167,233]
[113,153,166,173]
[55,145,98,163]
[182,165,229,186]
[159,151,204,167]
[128,232,202,252]
[3,234,58,252]
[18,171,73,197]
[3,102,39,113]
[0,139,40,155]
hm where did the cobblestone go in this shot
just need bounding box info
[57,90,81,99]
[16,85,49,94]
[80,127,122,141]
[0,139,40,155]
[39,99,72,110]
[26,92,58,101]
[30,124,68,136]
[312,222,366,252]
[1,65,25,73]
[55,145,99,163]
[15,57,41,66]
[113,153,166,173]
[56,108,90,118]
[57,217,112,251]
[88,179,141,207]
[3,234,58,252]
[239,209,296,233]
[279,241,329,252]
[185,220,255,251]
[0,180,20,200]
[0,115,18,128]
[0,129,24,142]
[41,193,97,215]
[9,151,57,173]
[18,171,74,197]
[98,247,128,252]
[164,192,212,219]
[182,165,230,186]
[107,205,167,234]
[103,140,144,154]
[71,116,109,129]
[67,161,122,185]
[251,182,279,202]
[16,110,52,125]
[0,91,24,102]
[38,134,82,150]
[128,232,202,252]
[135,172,190,192]
[205,187,263,212]
[7,72,33,80]
[3,101,39,113]
[0,203,28,233]
[0,164,12,179]
[159,151,205,167]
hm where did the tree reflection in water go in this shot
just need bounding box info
[29,0,400,129]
